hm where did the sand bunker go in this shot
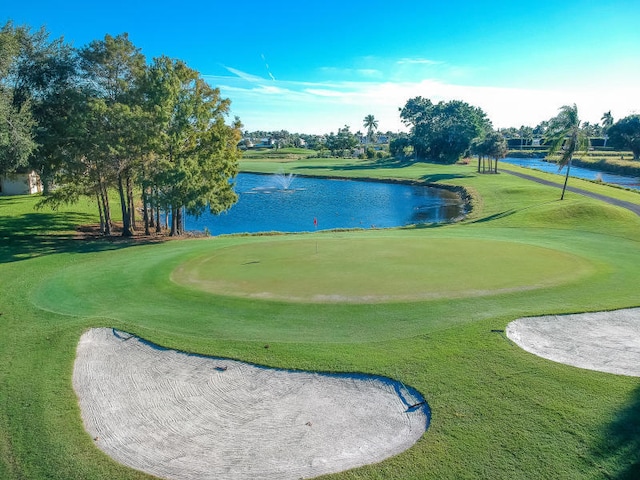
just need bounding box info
[72,328,429,480]
[507,308,640,376]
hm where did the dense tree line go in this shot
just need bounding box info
[325,125,359,157]
[607,115,640,160]
[0,24,37,177]
[397,95,640,167]
[499,111,640,157]
[399,97,493,164]
[0,22,242,236]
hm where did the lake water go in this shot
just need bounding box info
[185,173,465,235]
[502,157,640,190]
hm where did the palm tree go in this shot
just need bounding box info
[486,131,508,173]
[518,125,533,150]
[601,111,614,129]
[601,111,613,147]
[363,114,378,145]
[471,131,507,174]
[544,104,590,200]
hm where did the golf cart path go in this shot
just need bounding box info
[503,168,640,216]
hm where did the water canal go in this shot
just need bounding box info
[502,157,640,190]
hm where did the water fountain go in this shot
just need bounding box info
[250,172,297,194]
[272,172,296,190]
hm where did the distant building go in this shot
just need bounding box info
[238,138,254,149]
[359,134,389,145]
[0,170,42,196]
[254,138,276,148]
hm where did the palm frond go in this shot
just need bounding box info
[544,104,588,168]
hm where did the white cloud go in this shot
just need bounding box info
[396,58,443,65]
[208,67,640,134]
[222,66,265,83]
[304,89,347,98]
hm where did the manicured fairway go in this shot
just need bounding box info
[2,158,640,480]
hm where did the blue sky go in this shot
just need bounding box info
[4,1,640,134]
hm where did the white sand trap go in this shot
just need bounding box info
[506,308,640,376]
[73,328,429,480]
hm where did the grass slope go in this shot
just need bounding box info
[1,158,640,479]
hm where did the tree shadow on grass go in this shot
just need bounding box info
[594,385,640,479]
[294,157,420,173]
[292,158,474,184]
[467,209,518,224]
[466,201,558,225]
[0,210,159,263]
[419,172,474,183]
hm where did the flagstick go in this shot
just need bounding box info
[314,217,318,254]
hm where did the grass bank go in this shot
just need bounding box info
[1,157,639,479]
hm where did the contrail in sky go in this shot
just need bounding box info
[261,53,276,81]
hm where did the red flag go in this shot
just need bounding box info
[313,217,318,227]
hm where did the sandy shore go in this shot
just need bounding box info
[72,328,429,480]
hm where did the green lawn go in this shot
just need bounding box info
[1,157,639,479]
[169,235,591,302]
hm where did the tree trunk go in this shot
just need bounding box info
[96,191,105,234]
[149,188,155,228]
[170,206,178,236]
[560,158,572,200]
[156,200,162,233]
[142,186,150,236]
[494,157,499,174]
[118,173,133,237]
[100,182,112,236]
[127,174,136,231]
[40,165,54,196]
[149,203,155,228]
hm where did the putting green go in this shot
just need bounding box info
[171,237,593,303]
[30,232,600,342]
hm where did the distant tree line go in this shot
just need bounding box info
[0,21,242,236]
[396,96,640,166]
[397,96,507,170]
[607,115,640,160]
[241,123,395,156]
[498,111,640,159]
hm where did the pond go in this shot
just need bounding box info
[185,173,465,235]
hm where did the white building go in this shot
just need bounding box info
[0,171,42,195]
